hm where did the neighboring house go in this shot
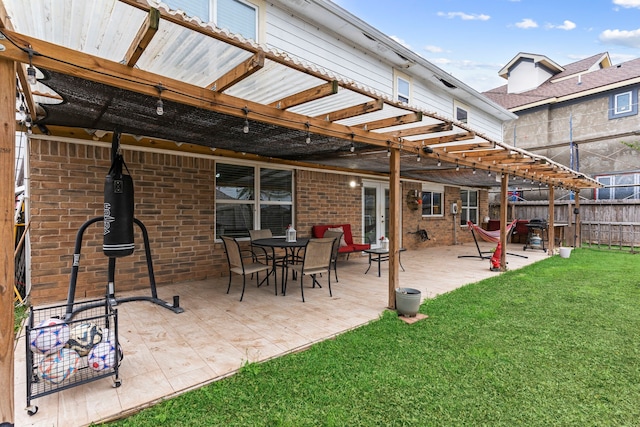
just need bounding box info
[484,52,640,201]
[2,0,593,306]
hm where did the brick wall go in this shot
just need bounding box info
[28,140,218,305]
[401,184,489,248]
[295,170,364,242]
[27,140,488,304]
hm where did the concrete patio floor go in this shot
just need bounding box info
[14,242,549,426]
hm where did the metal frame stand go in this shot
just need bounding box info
[458,227,528,260]
[65,216,184,321]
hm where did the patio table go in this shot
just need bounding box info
[364,247,406,277]
[252,237,309,294]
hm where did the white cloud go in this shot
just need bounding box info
[609,52,639,63]
[548,20,576,30]
[600,28,640,48]
[390,35,411,49]
[430,57,452,66]
[515,18,538,29]
[424,45,444,53]
[437,11,490,21]
[613,0,640,8]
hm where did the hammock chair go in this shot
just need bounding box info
[458,219,527,259]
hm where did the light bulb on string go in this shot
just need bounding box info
[242,106,250,134]
[155,83,164,116]
[26,46,37,85]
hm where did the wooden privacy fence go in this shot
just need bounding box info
[581,222,640,251]
[490,199,640,252]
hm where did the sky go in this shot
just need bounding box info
[332,0,640,92]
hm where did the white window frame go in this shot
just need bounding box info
[459,188,479,226]
[420,183,444,217]
[596,173,640,200]
[165,0,265,42]
[214,160,294,239]
[609,89,638,119]
[394,70,411,104]
[614,91,632,115]
[454,100,469,124]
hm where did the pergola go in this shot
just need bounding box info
[0,0,601,422]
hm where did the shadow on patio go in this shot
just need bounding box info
[14,242,549,426]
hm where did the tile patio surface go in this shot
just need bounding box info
[14,242,549,426]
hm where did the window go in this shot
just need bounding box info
[215,162,293,238]
[454,101,469,124]
[394,70,411,104]
[165,0,259,41]
[460,189,478,226]
[609,89,638,119]
[596,173,640,200]
[420,187,443,217]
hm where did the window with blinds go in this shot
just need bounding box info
[164,0,258,41]
[215,163,293,238]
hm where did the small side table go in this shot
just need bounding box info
[364,248,406,277]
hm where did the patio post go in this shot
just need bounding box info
[388,147,401,309]
[0,56,16,426]
[548,186,555,254]
[499,173,509,270]
[574,196,581,248]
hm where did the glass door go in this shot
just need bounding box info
[363,181,389,248]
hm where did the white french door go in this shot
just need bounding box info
[363,180,389,248]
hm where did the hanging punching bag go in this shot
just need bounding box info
[103,152,135,257]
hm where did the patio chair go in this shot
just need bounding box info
[221,236,271,301]
[322,230,343,282]
[284,237,334,302]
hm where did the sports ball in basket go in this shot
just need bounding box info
[65,322,103,356]
[29,318,70,355]
[88,341,123,371]
[38,348,81,384]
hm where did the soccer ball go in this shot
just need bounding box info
[65,322,103,356]
[88,341,123,371]
[38,348,80,384]
[29,318,70,355]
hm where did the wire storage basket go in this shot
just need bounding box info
[25,298,121,416]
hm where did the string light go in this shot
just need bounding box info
[455,161,459,171]
[26,45,37,85]
[472,163,476,174]
[242,106,250,134]
[305,122,311,144]
[155,83,164,116]
[436,154,441,167]
[349,133,355,152]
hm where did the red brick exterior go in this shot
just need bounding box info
[27,140,488,304]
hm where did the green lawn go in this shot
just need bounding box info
[105,248,640,426]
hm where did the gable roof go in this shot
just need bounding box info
[498,52,564,79]
[484,52,639,112]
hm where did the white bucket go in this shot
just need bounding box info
[559,247,572,258]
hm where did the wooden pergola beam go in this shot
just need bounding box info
[380,122,453,138]
[358,112,423,130]
[422,132,476,146]
[269,80,338,110]
[0,30,397,147]
[208,51,265,92]
[438,142,494,153]
[316,98,384,122]
[123,7,160,67]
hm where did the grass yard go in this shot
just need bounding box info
[104,248,640,426]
